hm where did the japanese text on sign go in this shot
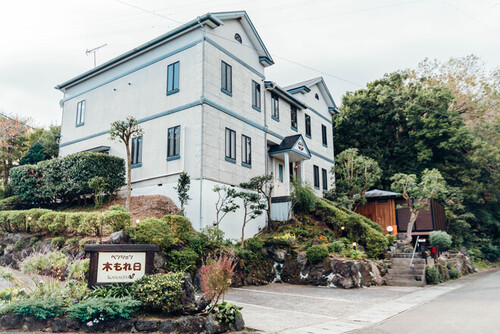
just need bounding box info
[96,252,146,283]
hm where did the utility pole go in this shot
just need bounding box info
[86,44,108,68]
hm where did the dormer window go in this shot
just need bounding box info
[315,93,319,100]
[234,33,242,44]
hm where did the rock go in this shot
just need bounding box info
[23,316,49,331]
[52,318,81,332]
[0,254,17,267]
[135,319,159,332]
[154,252,167,270]
[109,231,125,244]
[296,253,307,270]
[0,314,24,330]
[179,274,196,313]
[107,319,134,332]
[195,294,211,312]
[232,312,245,331]
[158,319,178,333]
[3,245,15,254]
[204,314,225,334]
[193,267,202,291]
[3,233,23,244]
[369,262,384,286]
[268,247,288,263]
[177,316,206,333]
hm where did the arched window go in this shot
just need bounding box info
[315,93,319,100]
[234,33,242,43]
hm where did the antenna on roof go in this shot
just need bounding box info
[86,44,108,68]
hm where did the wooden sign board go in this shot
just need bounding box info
[84,244,160,287]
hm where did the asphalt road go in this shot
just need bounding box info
[352,268,500,334]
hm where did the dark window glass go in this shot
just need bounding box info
[242,135,251,165]
[252,81,261,110]
[167,62,179,94]
[322,168,328,190]
[313,165,320,188]
[221,61,232,94]
[225,128,236,160]
[291,106,297,130]
[305,114,311,137]
[131,136,143,165]
[234,33,242,43]
[271,94,279,120]
[76,100,85,126]
[167,126,180,158]
[279,164,283,182]
[322,124,328,146]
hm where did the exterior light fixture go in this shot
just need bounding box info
[386,225,394,235]
[352,242,357,250]
[27,216,32,221]
[341,226,345,230]
[136,219,140,224]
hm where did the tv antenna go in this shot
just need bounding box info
[86,44,108,68]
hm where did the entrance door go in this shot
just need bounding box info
[375,199,395,233]
[273,159,286,197]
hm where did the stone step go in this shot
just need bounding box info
[391,258,426,264]
[387,268,425,275]
[386,273,425,280]
[385,279,426,287]
[390,264,426,270]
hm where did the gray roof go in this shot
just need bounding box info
[364,189,400,198]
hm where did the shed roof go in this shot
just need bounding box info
[364,189,400,198]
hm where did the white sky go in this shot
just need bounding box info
[1,0,499,127]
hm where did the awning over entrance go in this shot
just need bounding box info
[268,134,311,162]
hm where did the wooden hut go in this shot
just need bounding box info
[355,189,446,237]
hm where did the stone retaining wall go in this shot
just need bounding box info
[0,313,244,333]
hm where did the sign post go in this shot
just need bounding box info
[84,244,160,287]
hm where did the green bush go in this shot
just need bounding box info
[109,204,128,212]
[166,249,199,272]
[103,210,130,232]
[429,231,452,251]
[306,245,329,264]
[8,297,65,319]
[9,152,125,206]
[50,237,66,249]
[131,218,174,251]
[186,235,209,256]
[14,239,27,251]
[64,236,80,248]
[425,266,441,285]
[131,273,185,313]
[214,301,243,324]
[48,213,68,235]
[342,248,365,260]
[0,210,27,232]
[386,234,396,246]
[77,212,102,236]
[163,215,195,244]
[291,179,316,214]
[21,250,70,279]
[245,237,264,253]
[200,226,225,248]
[0,196,21,211]
[35,212,58,232]
[89,284,133,298]
[328,239,347,253]
[67,296,140,323]
[449,268,460,279]
[263,236,293,248]
[67,258,90,281]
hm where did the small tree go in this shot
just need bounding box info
[329,148,382,209]
[175,172,191,215]
[391,168,447,244]
[240,175,274,227]
[200,254,236,312]
[237,191,265,247]
[109,116,143,211]
[88,176,108,243]
[213,185,239,228]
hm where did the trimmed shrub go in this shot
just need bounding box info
[166,248,199,272]
[0,196,20,210]
[131,218,174,251]
[429,231,452,251]
[291,179,316,214]
[35,212,58,232]
[103,210,130,232]
[449,268,460,279]
[306,245,329,264]
[8,297,65,319]
[425,266,441,285]
[163,215,195,244]
[328,239,347,253]
[77,212,101,236]
[47,213,67,235]
[131,273,185,313]
[9,152,125,206]
[68,296,140,323]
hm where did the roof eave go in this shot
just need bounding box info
[264,81,308,109]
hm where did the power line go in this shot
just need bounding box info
[112,0,184,25]
[441,0,500,38]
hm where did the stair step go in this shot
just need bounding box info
[387,268,425,275]
[386,273,424,280]
[385,279,426,287]
[391,258,426,263]
[390,265,426,271]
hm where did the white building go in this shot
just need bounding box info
[56,11,338,240]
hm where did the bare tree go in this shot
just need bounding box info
[237,191,265,247]
[213,185,239,228]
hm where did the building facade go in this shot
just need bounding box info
[56,11,338,240]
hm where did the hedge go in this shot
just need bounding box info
[314,198,388,258]
[9,152,125,206]
[0,208,130,237]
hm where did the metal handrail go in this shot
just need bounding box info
[410,236,420,268]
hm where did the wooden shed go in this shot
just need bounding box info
[355,189,446,237]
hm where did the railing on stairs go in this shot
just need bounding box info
[410,236,420,268]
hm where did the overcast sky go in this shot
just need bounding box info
[1,0,499,127]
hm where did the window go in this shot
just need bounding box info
[76,100,85,126]
[225,128,236,162]
[252,81,261,111]
[322,168,328,191]
[291,106,297,130]
[241,135,251,167]
[271,94,279,121]
[313,165,320,189]
[315,93,319,100]
[221,61,232,95]
[167,126,180,160]
[305,114,311,138]
[131,136,143,167]
[167,61,179,95]
[322,124,328,146]
[234,33,242,43]
[279,164,284,182]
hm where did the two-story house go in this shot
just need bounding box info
[56,11,338,240]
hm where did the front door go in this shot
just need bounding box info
[273,159,286,197]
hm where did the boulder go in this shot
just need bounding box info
[177,316,206,333]
[268,247,288,263]
[135,319,159,332]
[158,319,178,333]
[179,274,196,313]
[0,254,17,267]
[232,312,245,331]
[204,314,225,334]
[23,316,50,331]
[369,262,384,285]
[195,294,211,313]
[154,252,167,272]
[3,245,15,254]
[109,231,125,244]
[52,318,81,332]
[0,314,24,330]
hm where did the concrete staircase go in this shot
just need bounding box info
[385,254,426,287]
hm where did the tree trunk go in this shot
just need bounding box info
[126,142,132,211]
[241,206,247,247]
[404,210,419,244]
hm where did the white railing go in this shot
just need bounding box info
[410,236,420,268]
